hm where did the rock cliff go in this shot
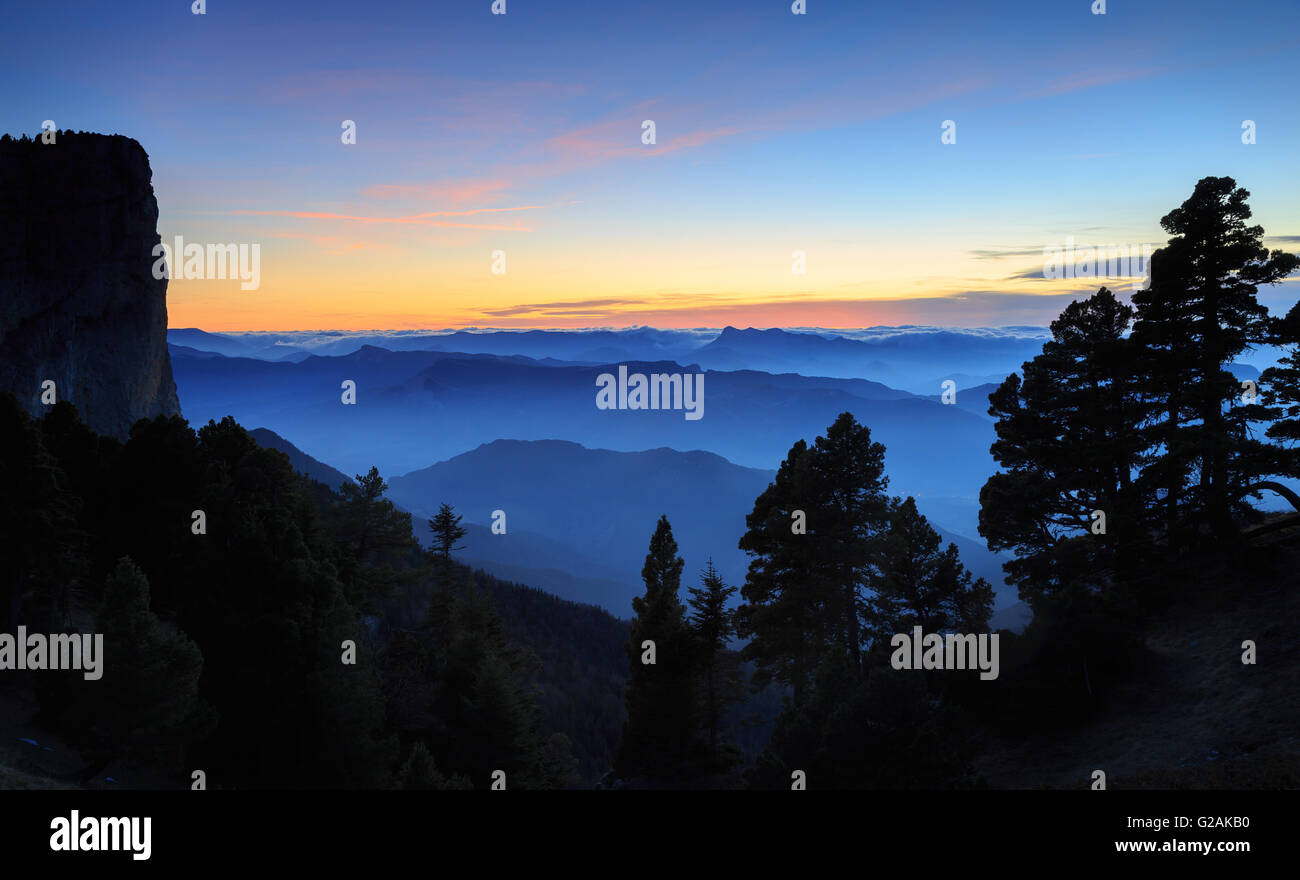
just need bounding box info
[0,131,180,438]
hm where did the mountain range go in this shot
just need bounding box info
[170,345,999,507]
[178,329,1036,626]
[249,428,1019,619]
[169,325,1055,391]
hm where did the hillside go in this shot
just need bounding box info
[472,570,630,783]
[386,438,1015,615]
[248,427,351,490]
[10,525,1291,790]
[973,521,1300,789]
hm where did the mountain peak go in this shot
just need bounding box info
[716,326,790,340]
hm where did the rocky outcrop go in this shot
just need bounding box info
[0,131,180,438]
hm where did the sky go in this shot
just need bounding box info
[2,0,1298,331]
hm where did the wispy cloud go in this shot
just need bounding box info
[968,246,1049,260]
[1004,268,1049,281]
[547,115,743,161]
[469,290,1101,329]
[482,298,648,318]
[266,231,403,256]
[359,179,514,206]
[223,206,540,231]
[1014,65,1167,101]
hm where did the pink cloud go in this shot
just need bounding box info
[545,112,743,162]
[359,178,514,206]
[1015,65,1167,101]
[266,231,403,255]
[469,290,1090,329]
[225,206,540,231]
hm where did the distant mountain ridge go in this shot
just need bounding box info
[168,324,1054,392]
[386,437,1016,615]
[690,325,1048,391]
[246,428,644,609]
[248,427,350,490]
[170,345,998,499]
[244,427,1018,617]
[184,336,1031,618]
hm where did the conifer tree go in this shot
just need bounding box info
[614,515,696,782]
[804,413,892,671]
[1130,177,1299,544]
[687,559,739,760]
[428,502,467,589]
[69,557,216,776]
[734,440,824,706]
[980,287,1152,607]
[873,496,993,639]
[330,466,423,613]
[736,412,890,701]
[1261,301,1300,472]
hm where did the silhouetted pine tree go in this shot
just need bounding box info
[1130,177,1300,545]
[427,502,467,588]
[736,412,890,703]
[614,515,696,783]
[873,496,993,638]
[1262,301,1300,471]
[805,413,892,671]
[739,415,990,789]
[329,466,424,614]
[734,439,824,707]
[980,287,1153,608]
[687,559,739,762]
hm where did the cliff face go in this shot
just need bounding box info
[0,132,180,439]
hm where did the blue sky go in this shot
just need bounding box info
[3,0,1297,329]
